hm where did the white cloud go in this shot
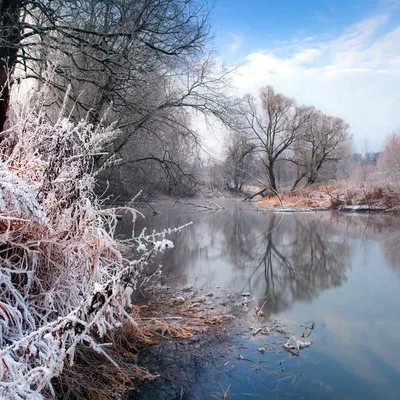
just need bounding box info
[292,48,321,64]
[231,14,400,151]
[228,33,244,53]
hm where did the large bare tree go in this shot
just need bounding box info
[291,109,350,190]
[0,0,22,131]
[237,85,312,192]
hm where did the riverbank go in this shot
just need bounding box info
[256,183,400,213]
[123,284,312,400]
[54,284,293,399]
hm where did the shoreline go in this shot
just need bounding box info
[251,185,400,214]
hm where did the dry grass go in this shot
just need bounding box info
[257,182,400,211]
[51,298,235,399]
[258,187,331,209]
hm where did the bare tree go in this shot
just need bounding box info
[237,85,312,192]
[223,131,256,192]
[1,0,226,135]
[1,0,233,199]
[291,109,350,190]
[96,111,201,200]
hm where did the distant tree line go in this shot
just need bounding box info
[352,152,380,165]
[377,131,400,190]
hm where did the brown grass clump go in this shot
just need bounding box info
[51,299,234,399]
[257,182,400,211]
[258,188,331,209]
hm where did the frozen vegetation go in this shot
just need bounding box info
[0,90,185,399]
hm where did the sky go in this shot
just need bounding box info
[205,0,400,154]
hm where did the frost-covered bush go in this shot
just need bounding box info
[377,132,400,191]
[0,88,183,399]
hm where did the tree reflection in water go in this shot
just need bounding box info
[210,209,350,317]
[118,202,400,400]
[125,202,352,315]
[123,203,400,316]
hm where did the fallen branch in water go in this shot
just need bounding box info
[283,335,311,350]
[170,198,223,210]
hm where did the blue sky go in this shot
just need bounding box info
[205,0,400,152]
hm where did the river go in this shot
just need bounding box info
[119,200,400,400]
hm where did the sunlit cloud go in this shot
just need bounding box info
[231,14,400,151]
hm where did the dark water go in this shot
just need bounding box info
[122,200,400,400]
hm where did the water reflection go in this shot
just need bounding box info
[125,202,400,399]
[133,204,351,317]
[217,211,350,316]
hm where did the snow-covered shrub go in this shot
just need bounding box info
[377,132,400,192]
[0,88,184,399]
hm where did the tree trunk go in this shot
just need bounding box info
[291,170,308,192]
[0,69,10,132]
[267,164,278,192]
[0,0,22,133]
[307,173,317,186]
[291,177,302,192]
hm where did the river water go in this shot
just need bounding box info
[120,200,400,400]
